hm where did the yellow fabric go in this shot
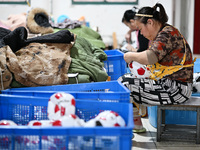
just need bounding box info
[148,58,196,81]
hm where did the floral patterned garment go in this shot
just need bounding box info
[148,24,193,83]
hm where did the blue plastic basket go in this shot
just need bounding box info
[192,92,200,97]
[104,50,126,80]
[0,94,133,150]
[194,58,200,73]
[1,81,130,103]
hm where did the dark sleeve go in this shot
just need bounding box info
[137,30,149,52]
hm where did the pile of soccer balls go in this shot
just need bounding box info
[0,92,126,149]
[0,92,126,128]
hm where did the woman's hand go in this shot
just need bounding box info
[125,30,133,43]
[125,33,131,43]
[126,44,137,52]
[124,51,149,65]
[124,52,135,63]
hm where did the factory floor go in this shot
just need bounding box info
[131,117,200,150]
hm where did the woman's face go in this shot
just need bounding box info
[124,19,137,31]
[135,19,156,41]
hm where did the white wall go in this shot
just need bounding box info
[51,0,174,46]
[0,0,194,51]
[174,0,194,51]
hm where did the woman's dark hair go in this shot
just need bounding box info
[122,7,137,23]
[134,3,168,25]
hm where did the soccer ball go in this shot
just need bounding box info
[23,137,57,150]
[77,136,118,149]
[0,137,11,149]
[47,92,76,120]
[128,61,150,78]
[95,110,126,127]
[28,120,52,127]
[84,110,126,127]
[0,120,17,126]
[193,72,200,93]
[51,114,85,127]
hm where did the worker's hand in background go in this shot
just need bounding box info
[125,33,131,43]
[125,30,132,43]
[126,44,137,52]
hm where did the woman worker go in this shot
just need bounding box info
[122,7,149,52]
[121,3,194,106]
[121,7,150,134]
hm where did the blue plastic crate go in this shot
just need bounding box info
[148,94,199,128]
[1,81,130,103]
[104,50,126,80]
[194,58,200,73]
[192,92,200,97]
[0,94,133,150]
[148,106,197,128]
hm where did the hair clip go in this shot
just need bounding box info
[132,7,137,12]
[135,14,153,17]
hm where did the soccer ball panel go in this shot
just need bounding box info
[28,120,52,126]
[51,114,85,127]
[0,120,17,126]
[128,61,150,78]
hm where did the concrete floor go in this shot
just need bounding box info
[131,117,200,150]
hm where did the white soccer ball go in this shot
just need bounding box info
[49,136,65,149]
[0,137,11,149]
[0,120,17,126]
[51,114,84,127]
[24,137,57,150]
[128,61,150,79]
[85,110,126,127]
[193,72,200,93]
[47,92,76,120]
[96,110,126,127]
[28,120,52,127]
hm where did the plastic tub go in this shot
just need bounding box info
[1,81,130,103]
[0,94,133,150]
[104,50,126,80]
